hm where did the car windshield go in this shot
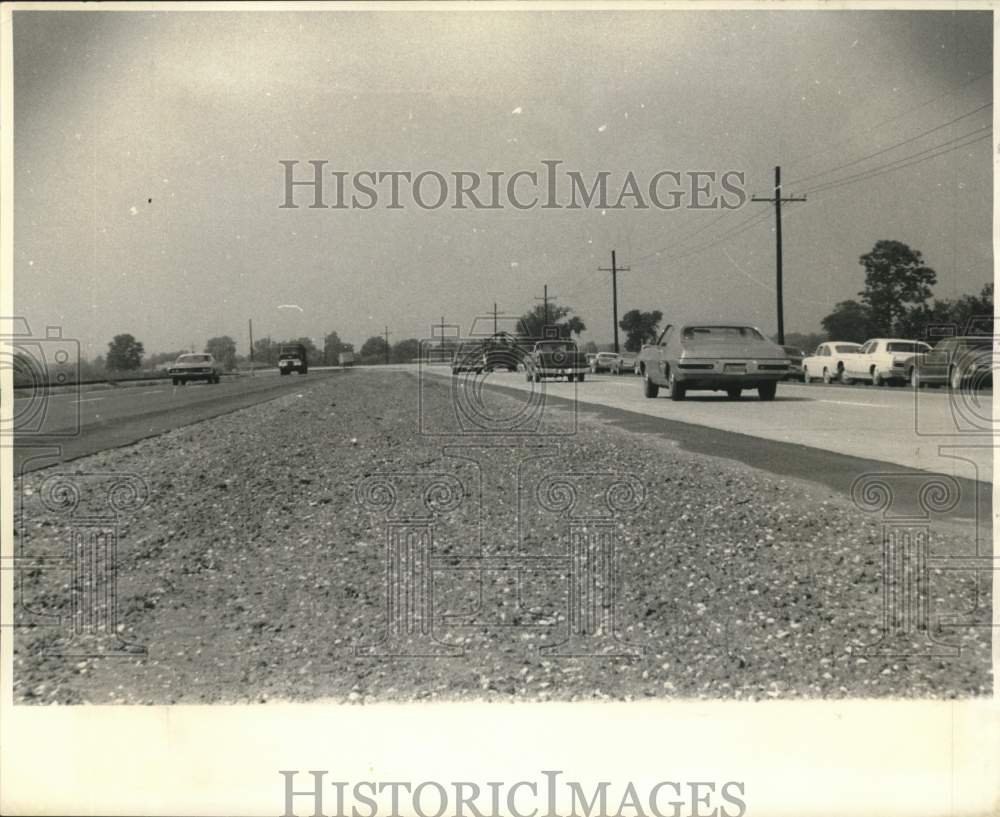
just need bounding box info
[835,344,861,353]
[177,354,209,362]
[682,326,764,341]
[887,342,928,353]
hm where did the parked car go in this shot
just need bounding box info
[611,351,638,375]
[802,342,862,384]
[585,353,598,368]
[525,339,589,382]
[838,338,932,385]
[902,336,995,389]
[590,352,619,373]
[637,322,789,401]
[168,353,221,385]
[278,343,309,375]
[782,346,805,381]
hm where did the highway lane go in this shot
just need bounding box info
[416,365,994,483]
[12,369,345,473]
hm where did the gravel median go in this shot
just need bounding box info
[13,369,991,703]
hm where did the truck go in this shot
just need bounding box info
[338,350,355,367]
[524,338,589,382]
[278,343,308,375]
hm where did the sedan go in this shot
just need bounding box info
[904,336,994,389]
[638,322,789,401]
[169,353,221,385]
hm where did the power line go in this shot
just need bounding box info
[787,68,991,168]
[804,127,992,196]
[786,102,992,188]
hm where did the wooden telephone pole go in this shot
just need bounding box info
[599,250,629,353]
[751,166,806,346]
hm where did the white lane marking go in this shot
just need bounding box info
[818,399,890,408]
[139,390,164,395]
[75,397,105,403]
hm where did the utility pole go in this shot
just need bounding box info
[492,302,500,335]
[751,166,806,346]
[535,285,556,334]
[599,250,629,354]
[384,325,391,365]
[248,318,255,377]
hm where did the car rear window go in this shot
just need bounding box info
[682,326,764,340]
[177,354,210,362]
[835,345,861,353]
[538,342,573,351]
[887,342,929,353]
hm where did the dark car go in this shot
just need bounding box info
[525,339,589,382]
[482,332,526,372]
[278,343,308,375]
[905,336,995,389]
[782,346,806,381]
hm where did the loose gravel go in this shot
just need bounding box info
[13,369,992,704]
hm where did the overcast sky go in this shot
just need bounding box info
[12,9,993,357]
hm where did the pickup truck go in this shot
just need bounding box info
[278,343,308,375]
[838,338,931,385]
[525,339,589,382]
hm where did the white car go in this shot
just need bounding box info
[839,338,932,385]
[802,342,862,384]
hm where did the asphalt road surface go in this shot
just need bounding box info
[12,369,344,473]
[417,365,994,485]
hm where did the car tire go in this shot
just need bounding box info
[667,370,686,401]
[802,367,810,384]
[758,382,777,401]
[577,373,586,382]
[949,366,963,390]
[642,372,659,398]
[533,372,541,383]
[839,368,853,385]
[910,368,921,389]
[822,368,832,385]
[525,370,532,382]
[171,377,178,386]
[872,370,884,387]
[726,387,742,400]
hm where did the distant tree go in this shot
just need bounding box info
[859,240,936,334]
[516,302,587,339]
[780,332,826,354]
[391,338,421,363]
[360,335,390,363]
[618,309,663,352]
[582,340,599,354]
[146,350,187,368]
[106,334,144,371]
[895,283,995,340]
[254,337,279,366]
[323,331,344,364]
[205,336,237,370]
[821,300,880,344]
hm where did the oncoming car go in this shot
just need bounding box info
[637,322,789,401]
[590,352,620,373]
[168,353,221,385]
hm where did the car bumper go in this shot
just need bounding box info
[535,366,588,376]
[672,359,789,385]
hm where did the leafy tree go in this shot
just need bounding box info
[582,340,599,354]
[360,335,390,363]
[618,309,663,352]
[895,283,995,339]
[821,300,880,344]
[146,350,187,368]
[516,302,587,340]
[253,337,279,366]
[391,338,421,363]
[859,240,936,334]
[106,333,144,371]
[205,336,237,370]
